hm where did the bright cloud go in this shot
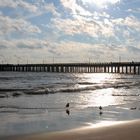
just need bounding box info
[60,0,92,16]
[0,13,41,36]
[0,0,38,12]
[80,0,120,9]
[81,0,120,4]
[44,3,60,17]
[112,16,140,33]
[52,15,114,37]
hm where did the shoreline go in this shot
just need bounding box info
[2,120,140,140]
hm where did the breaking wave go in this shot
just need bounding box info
[0,79,140,97]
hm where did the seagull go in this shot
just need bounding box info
[99,106,102,110]
[66,103,70,108]
[130,107,136,110]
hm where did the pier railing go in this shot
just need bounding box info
[0,62,140,74]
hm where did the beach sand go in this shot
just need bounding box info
[2,120,140,140]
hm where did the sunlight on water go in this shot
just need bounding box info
[85,121,125,128]
[77,73,121,107]
[76,88,122,108]
[75,73,131,108]
[91,88,115,106]
[88,73,113,83]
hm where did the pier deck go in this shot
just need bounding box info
[0,62,140,74]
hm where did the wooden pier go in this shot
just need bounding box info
[0,62,140,74]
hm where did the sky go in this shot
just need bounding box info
[0,0,140,64]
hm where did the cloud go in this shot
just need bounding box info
[127,46,140,54]
[48,40,126,62]
[75,0,120,9]
[17,39,50,50]
[112,16,140,32]
[44,3,60,17]
[25,2,61,19]
[0,38,56,63]
[0,44,7,49]
[0,38,53,63]
[60,0,111,19]
[52,16,114,38]
[0,40,14,48]
[0,0,38,13]
[0,13,41,36]
[127,8,140,13]
[0,0,140,63]
[0,39,50,50]
[60,0,92,16]
[123,16,140,31]
[56,0,115,38]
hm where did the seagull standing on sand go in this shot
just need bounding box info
[66,103,70,108]
[99,106,102,110]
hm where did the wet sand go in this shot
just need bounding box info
[2,120,140,140]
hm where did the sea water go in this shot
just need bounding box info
[0,72,140,136]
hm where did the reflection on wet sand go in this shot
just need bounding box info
[99,111,103,116]
[66,109,70,115]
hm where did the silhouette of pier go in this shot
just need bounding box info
[0,62,140,74]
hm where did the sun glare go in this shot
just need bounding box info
[82,0,120,8]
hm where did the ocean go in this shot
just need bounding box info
[0,72,140,136]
